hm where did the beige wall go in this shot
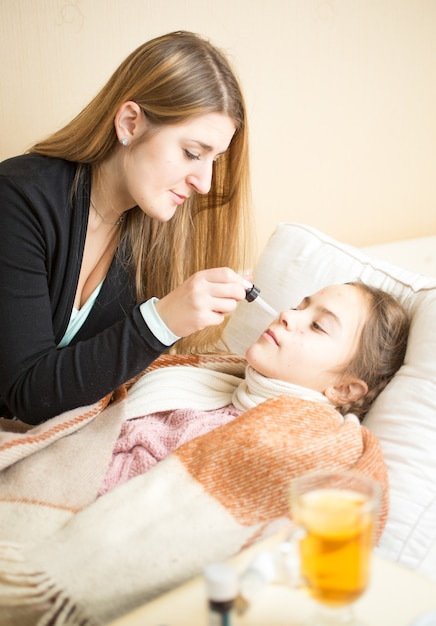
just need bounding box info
[1,0,435,254]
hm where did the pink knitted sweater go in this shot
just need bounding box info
[99,404,242,495]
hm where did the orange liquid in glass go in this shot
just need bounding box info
[297,488,374,607]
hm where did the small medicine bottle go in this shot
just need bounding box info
[204,562,238,626]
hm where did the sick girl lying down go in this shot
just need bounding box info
[99,281,409,494]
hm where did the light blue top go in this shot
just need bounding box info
[57,282,103,348]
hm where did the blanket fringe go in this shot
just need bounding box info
[0,543,97,626]
[37,592,96,626]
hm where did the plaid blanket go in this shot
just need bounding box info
[0,355,388,626]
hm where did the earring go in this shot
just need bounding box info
[121,138,128,146]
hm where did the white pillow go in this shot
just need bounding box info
[223,223,436,580]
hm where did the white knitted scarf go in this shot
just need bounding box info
[125,362,333,419]
[231,365,334,412]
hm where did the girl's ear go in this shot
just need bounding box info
[325,377,368,406]
[114,101,148,143]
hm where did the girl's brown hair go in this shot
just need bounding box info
[30,31,255,353]
[338,282,410,421]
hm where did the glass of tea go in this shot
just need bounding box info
[289,469,381,625]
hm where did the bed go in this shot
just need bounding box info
[0,222,435,625]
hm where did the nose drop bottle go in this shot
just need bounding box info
[204,562,238,626]
[244,282,278,317]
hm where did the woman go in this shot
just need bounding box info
[0,31,254,424]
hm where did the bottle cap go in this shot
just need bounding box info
[204,562,239,601]
[245,283,260,303]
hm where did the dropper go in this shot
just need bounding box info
[244,282,278,317]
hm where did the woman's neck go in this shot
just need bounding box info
[91,156,133,222]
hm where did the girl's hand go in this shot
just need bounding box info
[154,267,249,337]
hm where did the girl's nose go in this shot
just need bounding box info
[280,308,302,332]
[186,162,213,195]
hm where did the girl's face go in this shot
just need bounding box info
[245,284,369,393]
[118,112,236,220]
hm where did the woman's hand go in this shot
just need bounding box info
[154,267,250,337]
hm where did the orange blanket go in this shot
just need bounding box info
[0,354,388,626]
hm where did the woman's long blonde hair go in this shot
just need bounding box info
[30,31,255,353]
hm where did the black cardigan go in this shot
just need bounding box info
[0,154,168,424]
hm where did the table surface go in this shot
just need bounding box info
[108,532,436,626]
